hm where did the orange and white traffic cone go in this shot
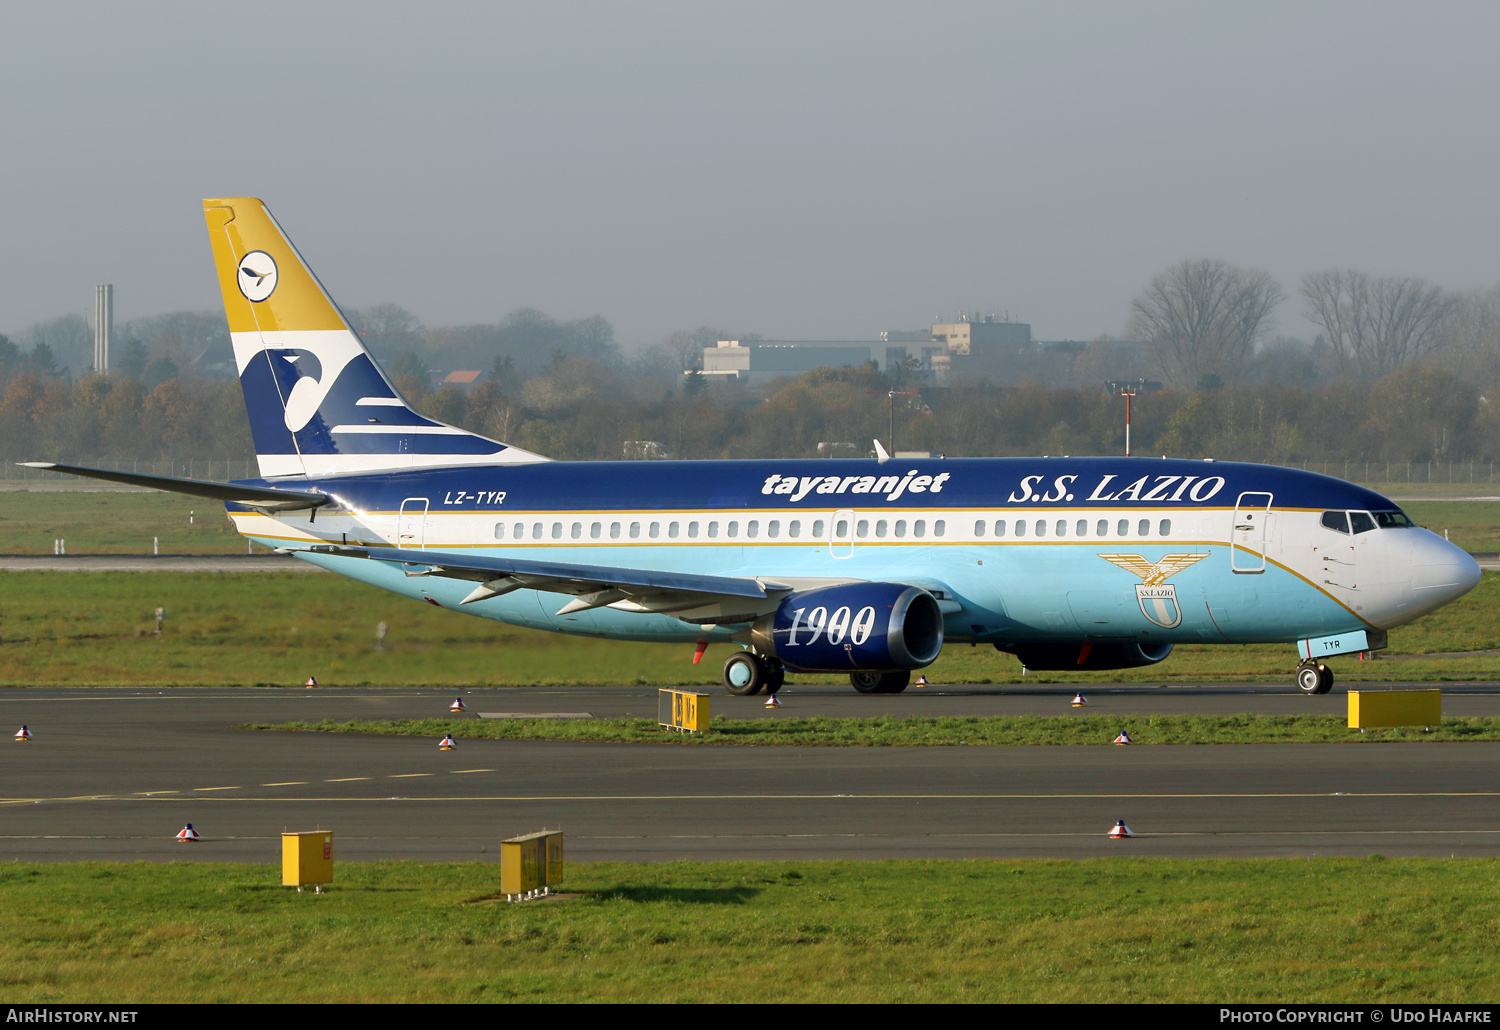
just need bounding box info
[1114,730,1133,745]
[1108,820,1133,839]
[14,725,31,742]
[764,694,782,709]
[449,698,467,712]
[176,823,201,842]
[1071,693,1087,707]
[305,677,318,688]
[439,734,457,750]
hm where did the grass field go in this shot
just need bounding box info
[250,713,1497,746]
[3,858,1497,1003]
[0,489,1496,554]
[4,569,1500,686]
[0,490,249,555]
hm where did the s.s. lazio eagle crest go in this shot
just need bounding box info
[1097,553,1209,629]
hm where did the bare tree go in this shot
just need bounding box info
[1301,270,1454,380]
[1128,259,1283,389]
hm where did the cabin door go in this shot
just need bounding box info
[1231,492,1273,574]
[830,509,855,559]
[399,497,429,550]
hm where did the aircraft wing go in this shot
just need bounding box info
[335,545,792,622]
[17,462,327,512]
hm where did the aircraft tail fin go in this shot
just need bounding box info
[202,197,547,478]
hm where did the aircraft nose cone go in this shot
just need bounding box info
[1410,533,1481,611]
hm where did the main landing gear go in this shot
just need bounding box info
[1295,659,1334,695]
[722,651,784,696]
[849,670,910,694]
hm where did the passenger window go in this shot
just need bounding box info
[1097,520,1108,536]
[630,522,641,538]
[934,520,945,537]
[1321,511,1350,534]
[895,520,907,538]
[747,520,759,538]
[768,520,780,538]
[533,523,544,539]
[995,520,1006,537]
[590,522,601,539]
[1137,519,1149,536]
[1350,512,1377,534]
[1117,519,1128,536]
[691,522,702,538]
[1159,519,1171,536]
[708,521,720,538]
[1055,520,1066,537]
[1076,520,1087,536]
[1036,520,1047,537]
[551,523,563,539]
[513,523,525,539]
[494,523,505,540]
[813,520,825,537]
[727,521,738,538]
[876,520,888,538]
[609,522,620,538]
[834,519,847,537]
[974,520,986,537]
[914,520,926,538]
[1016,520,1027,537]
[857,520,870,538]
[790,520,802,538]
[664,522,674,538]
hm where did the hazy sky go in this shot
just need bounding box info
[4,1,1499,348]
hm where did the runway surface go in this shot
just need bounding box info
[5,683,1500,864]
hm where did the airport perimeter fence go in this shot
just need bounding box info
[2,457,1500,489]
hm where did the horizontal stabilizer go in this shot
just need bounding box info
[17,462,327,511]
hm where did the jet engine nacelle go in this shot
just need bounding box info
[750,583,944,673]
[999,641,1174,671]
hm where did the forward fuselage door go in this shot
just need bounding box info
[830,509,855,559]
[399,497,430,550]
[1231,492,1273,574]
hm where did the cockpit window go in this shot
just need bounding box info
[1320,511,1350,534]
[1350,511,1377,534]
[1373,510,1414,529]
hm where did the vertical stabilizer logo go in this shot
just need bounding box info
[1098,553,1209,629]
[236,251,278,302]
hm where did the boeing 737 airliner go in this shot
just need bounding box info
[23,198,1483,695]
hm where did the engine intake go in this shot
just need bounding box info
[999,641,1174,671]
[750,583,944,673]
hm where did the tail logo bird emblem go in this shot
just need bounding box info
[236,251,278,302]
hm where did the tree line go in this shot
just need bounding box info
[4,345,1497,468]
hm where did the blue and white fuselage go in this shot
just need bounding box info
[222,455,1476,655]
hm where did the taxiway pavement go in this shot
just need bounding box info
[4,684,1500,864]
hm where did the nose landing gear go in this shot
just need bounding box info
[1295,659,1333,695]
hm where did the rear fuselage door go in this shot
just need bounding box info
[1231,492,1273,574]
[399,497,429,550]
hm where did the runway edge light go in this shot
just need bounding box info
[439,734,457,750]
[1071,693,1087,708]
[14,725,31,742]
[176,823,201,842]
[1114,730,1133,745]
[1108,820,1133,840]
[305,677,318,688]
[450,698,467,712]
